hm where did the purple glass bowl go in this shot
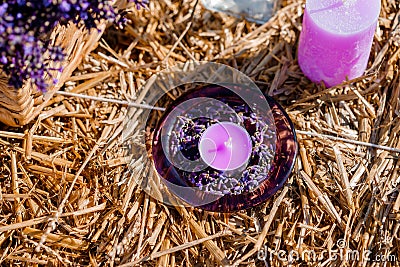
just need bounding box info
[150,83,297,212]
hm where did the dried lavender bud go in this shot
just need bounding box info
[0,0,148,91]
[151,83,298,212]
[132,0,149,10]
[170,100,275,196]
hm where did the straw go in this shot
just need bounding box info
[0,0,399,265]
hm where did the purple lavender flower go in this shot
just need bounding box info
[151,84,298,212]
[133,0,149,9]
[171,101,275,196]
[0,0,148,92]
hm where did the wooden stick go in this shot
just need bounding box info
[121,231,231,266]
[233,183,290,265]
[297,130,400,153]
[300,171,345,230]
[10,152,22,223]
[0,131,68,143]
[23,227,89,251]
[0,203,106,232]
[175,206,229,266]
[333,145,354,211]
[55,91,166,111]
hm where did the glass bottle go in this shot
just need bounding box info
[201,0,277,24]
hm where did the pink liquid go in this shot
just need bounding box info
[298,0,380,87]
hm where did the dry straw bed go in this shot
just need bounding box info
[0,0,399,266]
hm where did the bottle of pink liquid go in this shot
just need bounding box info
[298,0,381,87]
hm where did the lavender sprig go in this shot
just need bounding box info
[0,0,148,92]
[173,103,275,195]
[132,0,149,10]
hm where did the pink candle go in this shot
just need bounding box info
[298,0,381,87]
[199,122,252,171]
